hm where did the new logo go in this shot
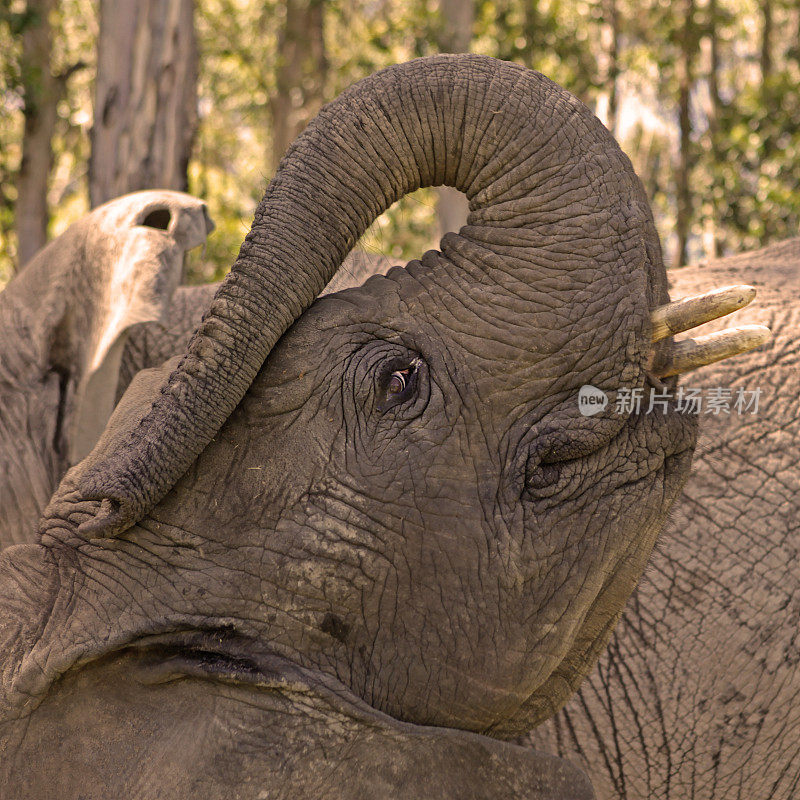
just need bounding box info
[578,385,608,416]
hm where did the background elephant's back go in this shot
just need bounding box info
[670,235,800,309]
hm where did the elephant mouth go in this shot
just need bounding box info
[123,429,695,737]
[124,628,297,690]
[496,434,696,736]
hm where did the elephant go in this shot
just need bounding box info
[0,190,214,550]
[0,54,759,798]
[112,238,800,800]
[529,236,800,799]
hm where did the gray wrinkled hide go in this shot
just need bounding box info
[0,623,593,799]
[530,238,800,799]
[115,239,800,799]
[0,52,702,796]
[0,262,599,800]
[0,191,212,549]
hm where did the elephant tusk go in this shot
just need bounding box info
[650,285,757,342]
[652,324,771,377]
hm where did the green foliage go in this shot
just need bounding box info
[479,0,599,100]
[187,0,445,282]
[715,67,800,251]
[47,0,96,229]
[186,0,276,281]
[0,0,95,282]
[0,4,25,283]
[1,0,799,288]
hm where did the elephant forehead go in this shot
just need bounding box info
[317,247,647,405]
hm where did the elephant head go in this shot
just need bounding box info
[0,54,738,797]
[0,191,213,549]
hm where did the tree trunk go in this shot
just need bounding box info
[269,0,328,170]
[438,0,473,54]
[435,0,473,237]
[89,0,198,208]
[704,0,723,258]
[16,0,59,269]
[597,0,620,133]
[519,2,539,70]
[674,0,695,267]
[760,0,773,84]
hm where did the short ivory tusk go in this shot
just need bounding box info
[650,285,757,342]
[653,324,771,377]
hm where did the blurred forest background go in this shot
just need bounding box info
[1,0,799,288]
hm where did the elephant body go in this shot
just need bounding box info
[531,237,800,799]
[115,239,800,798]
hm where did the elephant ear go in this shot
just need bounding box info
[5,190,213,465]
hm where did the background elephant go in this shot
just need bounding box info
[529,236,800,798]
[0,55,698,798]
[0,191,213,550]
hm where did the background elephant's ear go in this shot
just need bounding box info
[8,190,212,466]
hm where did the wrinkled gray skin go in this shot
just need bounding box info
[0,191,213,549]
[0,56,696,799]
[118,239,800,800]
[530,237,800,799]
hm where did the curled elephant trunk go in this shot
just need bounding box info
[45,54,669,537]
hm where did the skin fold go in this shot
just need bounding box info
[0,55,697,798]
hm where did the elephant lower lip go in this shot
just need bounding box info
[134,646,263,686]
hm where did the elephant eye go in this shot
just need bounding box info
[388,369,409,394]
[379,358,421,411]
